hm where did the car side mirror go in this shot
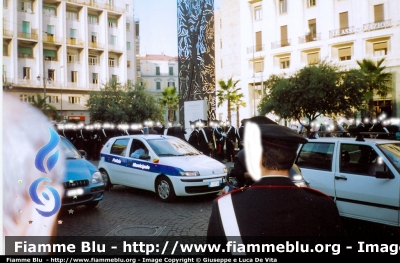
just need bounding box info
[139,154,151,161]
[375,171,394,179]
[79,150,87,159]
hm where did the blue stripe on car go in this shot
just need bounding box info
[101,153,183,176]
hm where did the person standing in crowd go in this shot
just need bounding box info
[319,122,327,137]
[213,121,225,162]
[3,94,65,238]
[236,119,247,151]
[207,120,343,243]
[225,121,237,162]
[198,120,213,157]
[188,121,200,150]
[174,123,187,141]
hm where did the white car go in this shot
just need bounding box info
[295,136,400,227]
[98,135,227,202]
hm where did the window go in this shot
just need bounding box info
[109,58,116,67]
[18,46,33,58]
[71,71,78,83]
[168,81,175,87]
[43,6,56,17]
[255,31,262,51]
[374,4,384,22]
[47,96,59,103]
[156,66,160,75]
[108,18,117,28]
[254,61,263,73]
[308,0,316,7]
[220,39,222,49]
[112,75,118,81]
[307,52,319,65]
[88,14,98,24]
[254,6,262,20]
[280,57,290,69]
[296,143,334,171]
[46,25,55,42]
[91,32,97,43]
[126,23,130,31]
[18,1,32,13]
[67,54,78,63]
[23,67,30,79]
[89,56,98,65]
[279,0,287,14]
[92,73,98,84]
[220,19,222,29]
[48,69,55,81]
[156,82,161,90]
[374,42,387,56]
[22,21,30,35]
[220,59,223,69]
[20,94,34,102]
[308,19,317,40]
[169,67,173,75]
[127,42,131,50]
[281,25,288,46]
[3,43,8,56]
[127,60,131,68]
[66,10,78,21]
[339,12,349,29]
[110,139,129,156]
[4,0,8,9]
[135,22,140,37]
[339,47,351,61]
[70,28,77,40]
[44,49,57,61]
[110,35,117,46]
[68,96,80,104]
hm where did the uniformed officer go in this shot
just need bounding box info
[188,121,200,150]
[198,119,213,157]
[207,121,343,245]
[237,119,247,150]
[213,121,225,162]
[224,121,236,162]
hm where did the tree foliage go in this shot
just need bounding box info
[31,93,61,122]
[159,86,179,122]
[86,79,164,124]
[356,58,392,117]
[258,61,365,134]
[217,77,241,123]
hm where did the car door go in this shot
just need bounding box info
[296,141,336,197]
[334,142,400,226]
[107,138,130,184]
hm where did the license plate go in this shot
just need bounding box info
[208,181,221,187]
[66,188,84,197]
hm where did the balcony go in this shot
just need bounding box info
[104,4,125,13]
[247,44,265,54]
[363,19,391,32]
[329,26,355,38]
[3,29,13,38]
[18,31,39,40]
[18,53,35,59]
[17,79,40,86]
[298,33,321,44]
[43,34,63,44]
[271,39,291,49]
[66,38,84,46]
[108,44,123,53]
[89,83,100,90]
[88,42,104,49]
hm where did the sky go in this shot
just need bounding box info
[133,0,221,57]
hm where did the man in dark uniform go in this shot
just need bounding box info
[188,121,200,150]
[213,121,225,162]
[174,123,187,141]
[207,121,342,243]
[198,119,213,157]
[237,119,247,150]
[225,121,236,162]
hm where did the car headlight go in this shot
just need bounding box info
[223,167,228,174]
[92,171,104,184]
[179,171,200,176]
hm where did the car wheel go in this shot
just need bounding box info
[86,201,99,208]
[156,176,176,202]
[101,170,113,190]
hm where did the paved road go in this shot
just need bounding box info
[55,160,400,238]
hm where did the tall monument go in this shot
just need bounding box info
[177,0,216,126]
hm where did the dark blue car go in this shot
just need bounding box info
[60,137,104,207]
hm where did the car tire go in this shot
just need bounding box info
[86,201,99,208]
[101,170,113,190]
[156,176,176,202]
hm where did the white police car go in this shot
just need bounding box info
[98,135,228,202]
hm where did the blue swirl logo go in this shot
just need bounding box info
[30,128,62,217]
[29,177,61,217]
[35,128,60,174]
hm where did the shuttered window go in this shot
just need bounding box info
[339,12,348,29]
[280,57,290,69]
[281,25,288,46]
[255,31,262,51]
[373,42,387,56]
[338,47,351,61]
[108,18,117,28]
[374,4,384,22]
[44,49,56,57]
[18,46,32,55]
[254,61,263,73]
[307,52,319,65]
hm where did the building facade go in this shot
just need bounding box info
[3,0,136,123]
[139,54,180,126]
[215,0,400,126]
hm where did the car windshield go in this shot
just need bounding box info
[146,137,200,156]
[377,143,400,173]
[60,137,83,159]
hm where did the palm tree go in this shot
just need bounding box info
[217,77,241,123]
[230,93,246,128]
[31,93,60,121]
[356,58,392,118]
[159,86,179,122]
